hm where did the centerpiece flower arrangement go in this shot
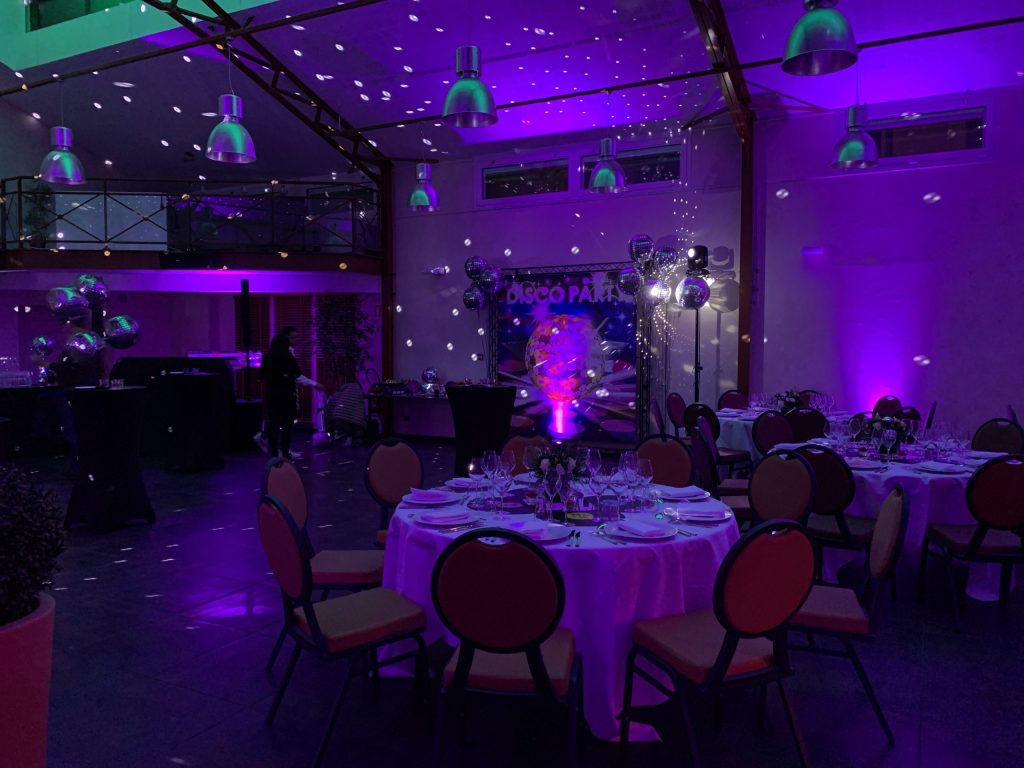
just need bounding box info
[774,389,802,414]
[528,442,584,479]
[857,415,908,452]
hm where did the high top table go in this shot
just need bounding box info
[65,386,154,530]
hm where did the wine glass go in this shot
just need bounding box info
[467,457,485,502]
[881,429,898,465]
[586,447,603,477]
[495,467,514,516]
[501,449,516,477]
[542,467,561,510]
[522,445,543,476]
[481,451,499,509]
[636,458,655,506]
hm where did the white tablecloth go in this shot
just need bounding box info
[383,500,739,740]
[718,413,759,457]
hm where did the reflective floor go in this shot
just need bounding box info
[22,436,1024,768]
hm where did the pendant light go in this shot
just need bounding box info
[40,80,86,186]
[589,138,626,194]
[782,1,858,76]
[206,41,256,164]
[442,45,497,128]
[408,163,439,211]
[831,105,878,169]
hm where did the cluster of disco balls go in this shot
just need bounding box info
[461,256,500,311]
[32,274,140,376]
[615,234,711,310]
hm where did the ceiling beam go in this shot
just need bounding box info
[689,0,752,145]
[142,0,386,181]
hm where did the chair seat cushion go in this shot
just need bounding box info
[719,448,751,464]
[721,495,753,520]
[633,610,773,686]
[807,514,875,548]
[718,478,750,496]
[311,549,385,586]
[442,627,576,698]
[926,524,1024,557]
[295,587,425,654]
[792,584,869,636]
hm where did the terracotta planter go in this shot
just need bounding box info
[0,593,55,768]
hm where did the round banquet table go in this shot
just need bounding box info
[717,411,759,456]
[383,495,740,740]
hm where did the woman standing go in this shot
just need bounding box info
[259,327,322,460]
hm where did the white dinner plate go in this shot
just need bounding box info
[670,507,732,522]
[445,478,477,491]
[602,520,678,541]
[513,472,539,483]
[501,522,572,543]
[402,490,462,506]
[411,511,477,527]
[846,458,883,471]
[916,462,968,475]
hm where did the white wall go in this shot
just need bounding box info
[391,123,742,405]
[758,84,1024,428]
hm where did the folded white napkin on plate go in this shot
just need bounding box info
[447,478,476,489]
[618,520,667,537]
[656,484,706,499]
[918,461,964,473]
[409,488,450,501]
[419,510,469,524]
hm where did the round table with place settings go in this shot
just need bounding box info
[383,486,740,741]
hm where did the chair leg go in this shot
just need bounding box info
[944,555,962,632]
[567,680,580,768]
[680,692,702,768]
[266,643,301,726]
[889,572,897,604]
[842,637,895,746]
[265,626,288,671]
[999,563,1012,609]
[370,648,381,700]
[777,679,810,768]
[619,648,636,748]
[756,684,768,729]
[918,540,929,604]
[314,658,356,768]
[413,636,429,704]
[432,688,449,766]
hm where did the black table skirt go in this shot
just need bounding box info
[446,385,516,476]
[65,387,154,530]
[162,373,226,472]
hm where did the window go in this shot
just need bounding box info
[867,109,985,159]
[581,145,681,188]
[482,159,570,200]
[28,0,133,32]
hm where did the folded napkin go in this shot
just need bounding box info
[717,408,746,415]
[656,484,706,499]
[409,488,450,502]
[419,510,469,524]
[618,520,667,537]
[968,450,1005,459]
[918,461,964,473]
[447,478,476,490]
[509,520,550,539]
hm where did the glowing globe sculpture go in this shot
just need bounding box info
[525,314,604,403]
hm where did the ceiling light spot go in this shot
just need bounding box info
[409,13,419,21]
[405,339,413,347]
[360,93,370,101]
[403,65,414,73]
[775,188,789,199]
[182,55,191,62]
[353,79,363,87]
[923,192,942,204]
[104,159,113,166]
[335,43,344,51]
[122,95,132,103]
[192,143,201,151]
[464,238,472,246]
[31,112,40,119]
[160,140,169,147]
[291,24,305,30]
[172,105,181,113]
[293,49,302,57]
[912,354,931,366]
[447,342,454,351]
[93,102,102,109]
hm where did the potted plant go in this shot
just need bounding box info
[0,465,65,768]
[23,182,54,249]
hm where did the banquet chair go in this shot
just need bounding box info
[791,487,908,745]
[637,434,696,487]
[366,438,424,547]
[848,411,875,441]
[784,407,828,443]
[718,389,749,410]
[797,446,873,565]
[873,395,902,417]
[721,450,815,527]
[971,418,1024,454]
[752,410,794,456]
[620,520,816,768]
[895,406,922,422]
[666,392,687,438]
[920,455,1024,629]
[925,401,938,430]
[1009,405,1019,425]
[431,528,582,767]
[798,389,823,406]
[502,434,553,474]
[257,496,429,768]
[696,416,750,496]
[687,405,751,477]
[263,458,385,669]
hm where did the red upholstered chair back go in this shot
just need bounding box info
[365,438,423,507]
[697,416,720,467]
[718,390,749,410]
[666,392,687,431]
[752,411,793,456]
[431,529,564,653]
[684,403,721,440]
[967,456,1024,531]
[750,450,815,523]
[873,395,902,417]
[263,458,308,530]
[971,419,1024,454]
[895,406,922,422]
[715,520,816,637]
[258,496,310,602]
[869,488,908,581]
[637,435,695,487]
[797,389,822,407]
[502,435,553,475]
[784,407,827,442]
[795,445,854,517]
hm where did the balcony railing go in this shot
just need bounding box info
[0,176,381,258]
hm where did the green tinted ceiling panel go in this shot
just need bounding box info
[0,1,275,71]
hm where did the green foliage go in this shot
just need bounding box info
[0,465,65,625]
[316,294,372,387]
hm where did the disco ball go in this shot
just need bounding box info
[676,275,711,309]
[654,245,679,269]
[525,314,604,402]
[47,286,90,323]
[463,285,486,311]
[103,314,140,349]
[63,330,104,363]
[30,335,56,358]
[627,234,654,270]
[421,367,440,385]
[645,279,672,305]
[464,256,488,281]
[616,267,642,296]
[475,266,500,293]
[76,274,109,308]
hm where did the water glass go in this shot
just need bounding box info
[599,496,622,523]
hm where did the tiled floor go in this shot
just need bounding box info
[21,437,1024,767]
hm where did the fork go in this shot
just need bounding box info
[593,528,627,546]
